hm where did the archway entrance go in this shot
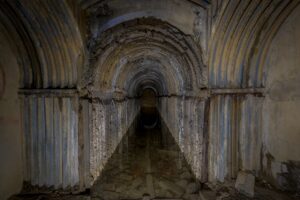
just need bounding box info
[86,18,208,199]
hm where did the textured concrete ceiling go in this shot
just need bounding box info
[83,18,206,98]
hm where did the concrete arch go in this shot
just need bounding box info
[0,1,85,89]
[209,0,300,89]
[84,18,206,98]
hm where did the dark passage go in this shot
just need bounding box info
[91,89,200,200]
[139,88,159,129]
[91,118,200,200]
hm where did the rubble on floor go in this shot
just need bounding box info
[8,182,299,200]
[234,171,255,197]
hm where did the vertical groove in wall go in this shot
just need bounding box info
[30,96,38,185]
[208,94,263,182]
[21,95,79,189]
[62,98,68,188]
[22,96,31,182]
[45,97,54,187]
[54,98,62,188]
[78,99,91,189]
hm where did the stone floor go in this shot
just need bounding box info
[90,126,201,200]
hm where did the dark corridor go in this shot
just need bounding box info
[91,114,200,200]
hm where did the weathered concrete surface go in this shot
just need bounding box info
[199,190,216,200]
[263,4,300,192]
[84,18,207,95]
[0,30,22,199]
[235,172,255,198]
[208,0,299,89]
[208,95,263,182]
[83,0,208,57]
[0,1,85,89]
[84,0,209,64]
[20,95,79,189]
[158,97,207,182]
[89,98,139,186]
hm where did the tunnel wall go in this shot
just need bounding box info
[0,0,85,195]
[18,95,139,191]
[158,96,207,182]
[0,31,22,200]
[20,94,79,189]
[207,0,300,189]
[207,2,300,190]
[208,95,263,182]
[262,4,300,191]
[83,98,140,187]
[158,95,263,183]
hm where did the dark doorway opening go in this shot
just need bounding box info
[138,88,159,130]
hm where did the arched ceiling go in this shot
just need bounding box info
[0,0,298,95]
[0,1,85,89]
[83,18,206,98]
[209,0,300,89]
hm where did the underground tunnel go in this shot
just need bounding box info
[90,88,201,199]
[139,88,158,130]
[83,17,208,199]
[0,1,300,200]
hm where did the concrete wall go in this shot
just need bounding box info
[0,32,23,199]
[158,97,207,182]
[262,5,300,191]
[87,98,139,187]
[20,94,79,189]
[209,95,263,182]
[18,93,140,191]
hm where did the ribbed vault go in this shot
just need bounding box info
[209,0,300,88]
[0,1,85,89]
[83,18,206,98]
